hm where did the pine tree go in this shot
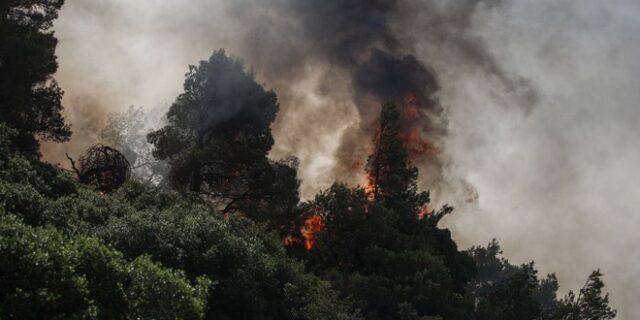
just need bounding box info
[148,50,300,231]
[0,1,71,154]
[365,102,429,223]
[555,270,616,320]
[294,102,477,320]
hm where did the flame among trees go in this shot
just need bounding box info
[284,101,614,320]
[298,101,438,252]
[0,0,619,318]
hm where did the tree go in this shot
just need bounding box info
[148,49,278,193]
[555,270,616,320]
[95,182,359,320]
[291,103,477,320]
[466,240,578,320]
[233,156,301,236]
[365,102,429,225]
[148,50,300,228]
[0,0,71,154]
[0,123,359,320]
[296,183,475,320]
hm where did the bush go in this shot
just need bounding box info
[0,214,210,319]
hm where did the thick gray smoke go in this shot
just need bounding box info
[47,0,640,318]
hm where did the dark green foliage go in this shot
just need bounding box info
[147,49,277,194]
[555,270,616,320]
[0,124,358,320]
[96,184,358,320]
[466,240,618,320]
[300,183,475,320]
[295,103,476,320]
[148,50,301,233]
[0,214,210,319]
[474,263,542,320]
[366,103,429,220]
[0,1,71,153]
[467,240,550,320]
[236,157,302,236]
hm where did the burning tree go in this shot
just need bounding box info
[291,102,476,319]
[365,102,436,227]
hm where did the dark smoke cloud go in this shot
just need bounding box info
[354,49,439,107]
[288,0,398,64]
[272,0,534,196]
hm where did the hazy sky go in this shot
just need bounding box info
[49,1,640,318]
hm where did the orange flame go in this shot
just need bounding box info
[400,129,439,160]
[403,91,419,121]
[282,235,301,247]
[363,174,375,196]
[400,92,440,160]
[418,206,434,219]
[302,214,324,251]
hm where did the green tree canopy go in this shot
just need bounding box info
[0,214,210,319]
[0,124,360,320]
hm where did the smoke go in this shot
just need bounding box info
[47,0,640,318]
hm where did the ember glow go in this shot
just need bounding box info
[302,214,324,251]
[400,129,438,161]
[363,175,375,196]
[418,206,433,220]
[399,92,439,161]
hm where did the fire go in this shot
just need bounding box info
[400,92,439,160]
[282,235,300,247]
[418,206,433,219]
[403,91,419,120]
[302,214,324,251]
[400,129,438,160]
[363,174,375,195]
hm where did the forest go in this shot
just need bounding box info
[0,1,617,319]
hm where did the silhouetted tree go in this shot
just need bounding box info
[233,156,301,236]
[366,102,429,217]
[148,50,300,229]
[148,49,278,193]
[555,270,616,320]
[465,240,611,320]
[0,0,71,154]
[366,103,429,209]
